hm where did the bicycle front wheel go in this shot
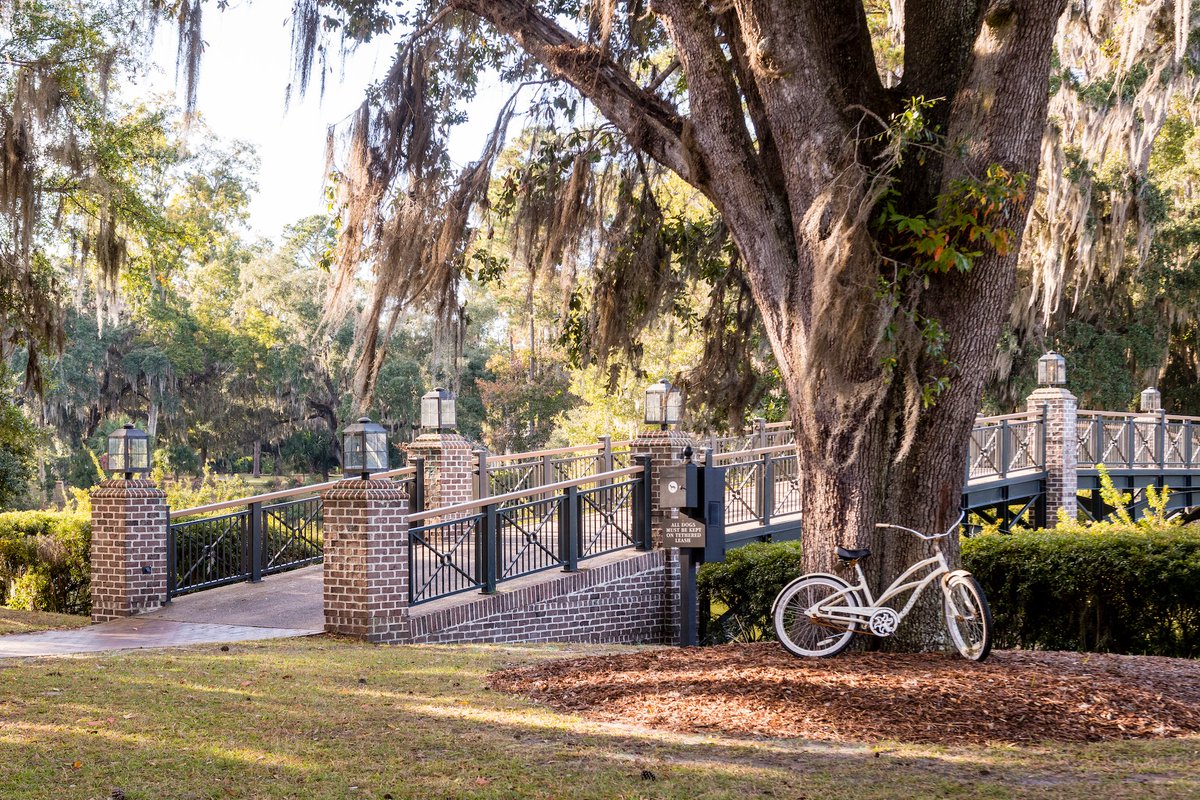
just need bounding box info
[943,573,993,661]
[773,575,862,658]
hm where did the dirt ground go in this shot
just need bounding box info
[489,643,1200,744]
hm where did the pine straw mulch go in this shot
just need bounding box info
[488,643,1200,745]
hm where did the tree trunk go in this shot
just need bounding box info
[252,439,261,477]
[415,0,1069,650]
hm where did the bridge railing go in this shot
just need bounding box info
[167,464,423,597]
[405,463,650,605]
[1076,411,1200,469]
[709,444,801,527]
[475,437,633,500]
[966,409,1047,483]
[704,419,794,454]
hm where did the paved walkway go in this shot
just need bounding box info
[0,565,324,659]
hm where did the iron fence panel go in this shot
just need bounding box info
[261,496,323,575]
[409,512,485,604]
[578,478,638,558]
[497,495,564,581]
[170,510,250,596]
[1077,418,1097,465]
[723,459,763,526]
[770,453,802,518]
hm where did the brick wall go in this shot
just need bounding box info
[406,433,474,510]
[1027,387,1079,525]
[409,549,680,644]
[321,480,411,643]
[89,479,168,622]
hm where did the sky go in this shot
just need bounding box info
[146,2,499,239]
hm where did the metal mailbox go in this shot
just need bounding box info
[658,463,698,508]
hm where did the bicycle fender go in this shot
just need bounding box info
[940,569,973,590]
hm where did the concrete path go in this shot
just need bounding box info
[0,565,324,659]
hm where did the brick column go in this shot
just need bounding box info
[406,433,474,509]
[1027,387,1078,526]
[89,479,168,622]
[631,428,695,547]
[321,479,411,643]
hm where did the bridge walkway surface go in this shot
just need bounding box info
[0,565,323,659]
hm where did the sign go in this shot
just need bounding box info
[663,514,706,548]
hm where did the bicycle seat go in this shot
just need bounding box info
[836,546,871,561]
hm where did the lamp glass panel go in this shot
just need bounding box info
[441,396,456,428]
[644,386,664,424]
[343,433,364,470]
[665,389,683,424]
[108,438,126,471]
[420,396,439,429]
[129,437,148,469]
[365,431,388,470]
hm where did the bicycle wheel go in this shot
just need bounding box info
[773,575,862,658]
[943,573,992,661]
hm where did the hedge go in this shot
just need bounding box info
[0,511,91,615]
[962,527,1200,658]
[697,539,803,644]
[698,527,1200,657]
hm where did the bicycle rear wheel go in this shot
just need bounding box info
[773,575,862,658]
[943,573,992,661]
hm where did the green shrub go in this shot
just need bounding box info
[698,525,1200,658]
[0,510,91,614]
[963,526,1200,657]
[697,539,803,643]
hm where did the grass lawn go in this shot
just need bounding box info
[0,636,1197,799]
[0,608,91,636]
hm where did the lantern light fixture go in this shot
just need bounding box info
[107,423,151,480]
[1037,351,1067,387]
[1140,387,1162,414]
[342,416,389,479]
[644,378,683,430]
[420,387,457,431]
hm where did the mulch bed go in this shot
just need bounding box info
[488,644,1200,744]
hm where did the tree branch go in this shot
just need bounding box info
[452,0,697,188]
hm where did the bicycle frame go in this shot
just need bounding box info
[808,551,951,628]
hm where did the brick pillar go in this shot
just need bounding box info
[631,428,695,547]
[89,479,168,622]
[1027,387,1078,526]
[321,479,411,643]
[406,433,474,509]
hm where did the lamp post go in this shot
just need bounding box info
[1140,387,1162,413]
[1037,351,1066,387]
[420,387,457,432]
[644,379,683,431]
[342,416,389,479]
[107,423,150,480]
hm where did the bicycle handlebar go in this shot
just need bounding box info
[875,512,965,540]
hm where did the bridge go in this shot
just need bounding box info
[87,383,1200,646]
[163,404,1200,595]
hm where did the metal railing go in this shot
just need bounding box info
[704,419,794,455]
[167,463,423,597]
[474,437,632,500]
[406,462,650,605]
[1077,411,1200,469]
[709,445,801,527]
[966,409,1047,482]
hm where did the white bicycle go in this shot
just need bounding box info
[772,515,992,661]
